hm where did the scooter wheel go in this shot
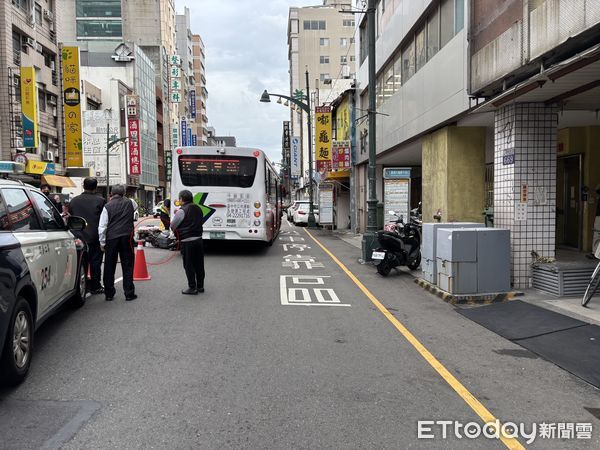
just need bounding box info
[377,261,391,277]
[408,253,421,271]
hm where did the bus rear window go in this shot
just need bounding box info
[178,155,258,188]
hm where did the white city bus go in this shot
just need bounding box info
[170,146,282,244]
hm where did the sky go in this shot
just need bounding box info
[180,0,316,163]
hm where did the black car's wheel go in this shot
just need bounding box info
[69,257,87,308]
[0,297,34,386]
[408,253,421,271]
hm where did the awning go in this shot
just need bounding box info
[325,170,350,180]
[42,175,76,188]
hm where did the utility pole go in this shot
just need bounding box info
[305,70,317,228]
[361,0,378,260]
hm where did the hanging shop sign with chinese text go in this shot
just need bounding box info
[126,95,141,175]
[20,67,38,149]
[170,54,181,103]
[315,106,332,173]
[181,117,188,146]
[62,47,83,167]
[190,90,197,119]
[331,140,351,171]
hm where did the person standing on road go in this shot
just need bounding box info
[159,199,171,230]
[170,190,205,295]
[99,184,138,302]
[68,177,106,295]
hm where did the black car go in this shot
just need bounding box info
[0,179,88,386]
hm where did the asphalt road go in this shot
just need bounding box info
[1,220,599,449]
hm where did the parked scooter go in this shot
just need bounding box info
[372,209,422,276]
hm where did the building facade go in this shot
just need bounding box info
[288,0,356,191]
[353,0,600,288]
[0,0,65,184]
[191,34,209,145]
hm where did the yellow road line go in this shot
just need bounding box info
[304,228,525,450]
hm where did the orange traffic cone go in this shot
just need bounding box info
[133,240,151,281]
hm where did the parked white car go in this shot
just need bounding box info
[293,203,319,226]
[287,200,309,221]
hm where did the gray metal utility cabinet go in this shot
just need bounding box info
[421,222,482,284]
[436,228,511,295]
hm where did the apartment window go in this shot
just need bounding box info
[415,25,426,72]
[440,0,454,47]
[37,85,46,112]
[320,55,329,64]
[12,30,21,65]
[350,55,355,62]
[359,23,367,64]
[34,3,43,25]
[383,62,394,101]
[13,0,29,12]
[350,37,355,44]
[340,55,347,64]
[342,19,355,27]
[76,20,122,38]
[40,134,48,156]
[401,39,415,83]
[427,6,440,60]
[340,37,349,47]
[303,20,326,30]
[455,0,464,33]
[393,54,402,91]
[76,0,121,17]
[14,75,21,101]
[320,38,329,46]
[320,73,330,82]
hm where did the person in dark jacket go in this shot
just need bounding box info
[68,177,106,294]
[99,184,138,301]
[171,190,204,295]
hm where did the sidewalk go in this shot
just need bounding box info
[326,227,600,325]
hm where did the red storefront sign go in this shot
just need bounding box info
[127,118,141,175]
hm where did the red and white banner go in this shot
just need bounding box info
[127,118,141,175]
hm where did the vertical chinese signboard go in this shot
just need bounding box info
[181,117,188,146]
[62,47,83,167]
[20,67,38,149]
[191,134,197,146]
[315,106,332,173]
[170,55,181,103]
[126,95,141,175]
[190,90,197,119]
[331,140,351,171]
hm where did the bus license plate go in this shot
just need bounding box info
[210,232,225,240]
[371,251,386,260]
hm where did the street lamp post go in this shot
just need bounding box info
[261,70,316,228]
[361,0,378,261]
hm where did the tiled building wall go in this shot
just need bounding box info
[494,103,558,288]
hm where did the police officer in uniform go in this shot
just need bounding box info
[99,184,137,301]
[171,190,205,295]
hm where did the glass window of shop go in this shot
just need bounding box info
[76,0,121,17]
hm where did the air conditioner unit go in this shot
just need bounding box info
[43,9,53,21]
[47,96,57,106]
[35,42,43,53]
[44,151,54,162]
[25,37,35,48]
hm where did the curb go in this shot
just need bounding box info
[414,278,523,306]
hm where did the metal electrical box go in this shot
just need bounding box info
[435,227,511,294]
[421,222,482,284]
